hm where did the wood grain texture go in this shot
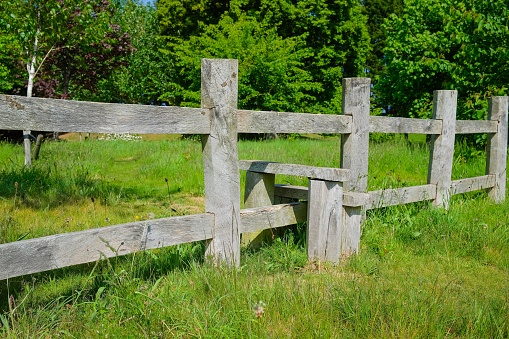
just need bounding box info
[340,78,371,257]
[241,172,275,246]
[307,180,343,263]
[451,175,496,195]
[274,184,369,207]
[486,96,508,203]
[237,110,352,134]
[201,59,241,266]
[0,214,214,281]
[0,95,210,134]
[240,202,307,233]
[341,78,371,192]
[366,185,437,210]
[455,120,498,134]
[239,161,350,182]
[427,90,457,209]
[369,116,441,134]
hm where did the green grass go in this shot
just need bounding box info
[0,135,508,338]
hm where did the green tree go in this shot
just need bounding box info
[378,0,509,121]
[361,0,404,82]
[0,31,23,93]
[157,0,370,113]
[160,14,319,111]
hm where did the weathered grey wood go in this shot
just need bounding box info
[240,202,307,233]
[274,184,369,207]
[239,161,350,182]
[341,78,370,192]
[237,110,352,134]
[307,180,343,263]
[486,96,508,203]
[23,130,31,166]
[0,95,210,134]
[0,214,214,281]
[366,184,437,210]
[341,78,371,256]
[33,134,44,160]
[241,171,275,246]
[341,207,362,256]
[369,116,441,134]
[427,90,457,209]
[455,120,498,134]
[451,175,496,195]
[201,59,241,266]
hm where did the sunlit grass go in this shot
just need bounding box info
[0,135,507,337]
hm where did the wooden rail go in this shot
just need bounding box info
[0,58,507,279]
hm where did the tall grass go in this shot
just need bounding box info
[0,135,507,338]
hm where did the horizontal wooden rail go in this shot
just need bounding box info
[451,175,496,195]
[237,110,351,134]
[366,184,437,210]
[0,95,210,134]
[273,184,370,207]
[241,202,307,233]
[0,214,214,281]
[0,203,306,280]
[369,116,441,134]
[455,120,498,134]
[239,161,350,182]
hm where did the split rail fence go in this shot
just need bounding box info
[0,59,507,280]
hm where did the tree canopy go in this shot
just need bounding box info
[378,0,509,121]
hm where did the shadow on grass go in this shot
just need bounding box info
[0,241,206,313]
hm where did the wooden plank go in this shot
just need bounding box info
[274,184,369,207]
[0,95,210,134]
[240,202,307,233]
[451,175,496,195]
[239,161,350,182]
[427,90,457,209]
[201,59,241,266]
[486,96,508,203]
[366,185,437,210]
[241,172,275,247]
[455,120,498,134]
[341,78,371,192]
[341,78,371,256]
[307,180,343,263]
[0,214,214,281]
[237,110,352,134]
[369,116,441,134]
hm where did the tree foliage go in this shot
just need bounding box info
[157,0,370,112]
[378,0,509,121]
[0,0,132,98]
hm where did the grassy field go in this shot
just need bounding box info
[0,134,508,338]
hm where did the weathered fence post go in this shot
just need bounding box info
[307,179,343,263]
[486,96,508,203]
[241,171,275,247]
[340,78,371,256]
[427,90,457,209]
[201,59,241,266]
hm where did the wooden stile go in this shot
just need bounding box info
[427,90,457,209]
[486,96,508,203]
[241,171,275,247]
[307,180,343,263]
[200,59,241,266]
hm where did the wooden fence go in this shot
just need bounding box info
[0,59,507,280]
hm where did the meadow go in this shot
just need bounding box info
[0,134,508,338]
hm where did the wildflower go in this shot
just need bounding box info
[253,301,266,318]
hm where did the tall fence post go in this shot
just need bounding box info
[427,90,457,209]
[486,96,508,203]
[340,78,370,256]
[201,59,241,266]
